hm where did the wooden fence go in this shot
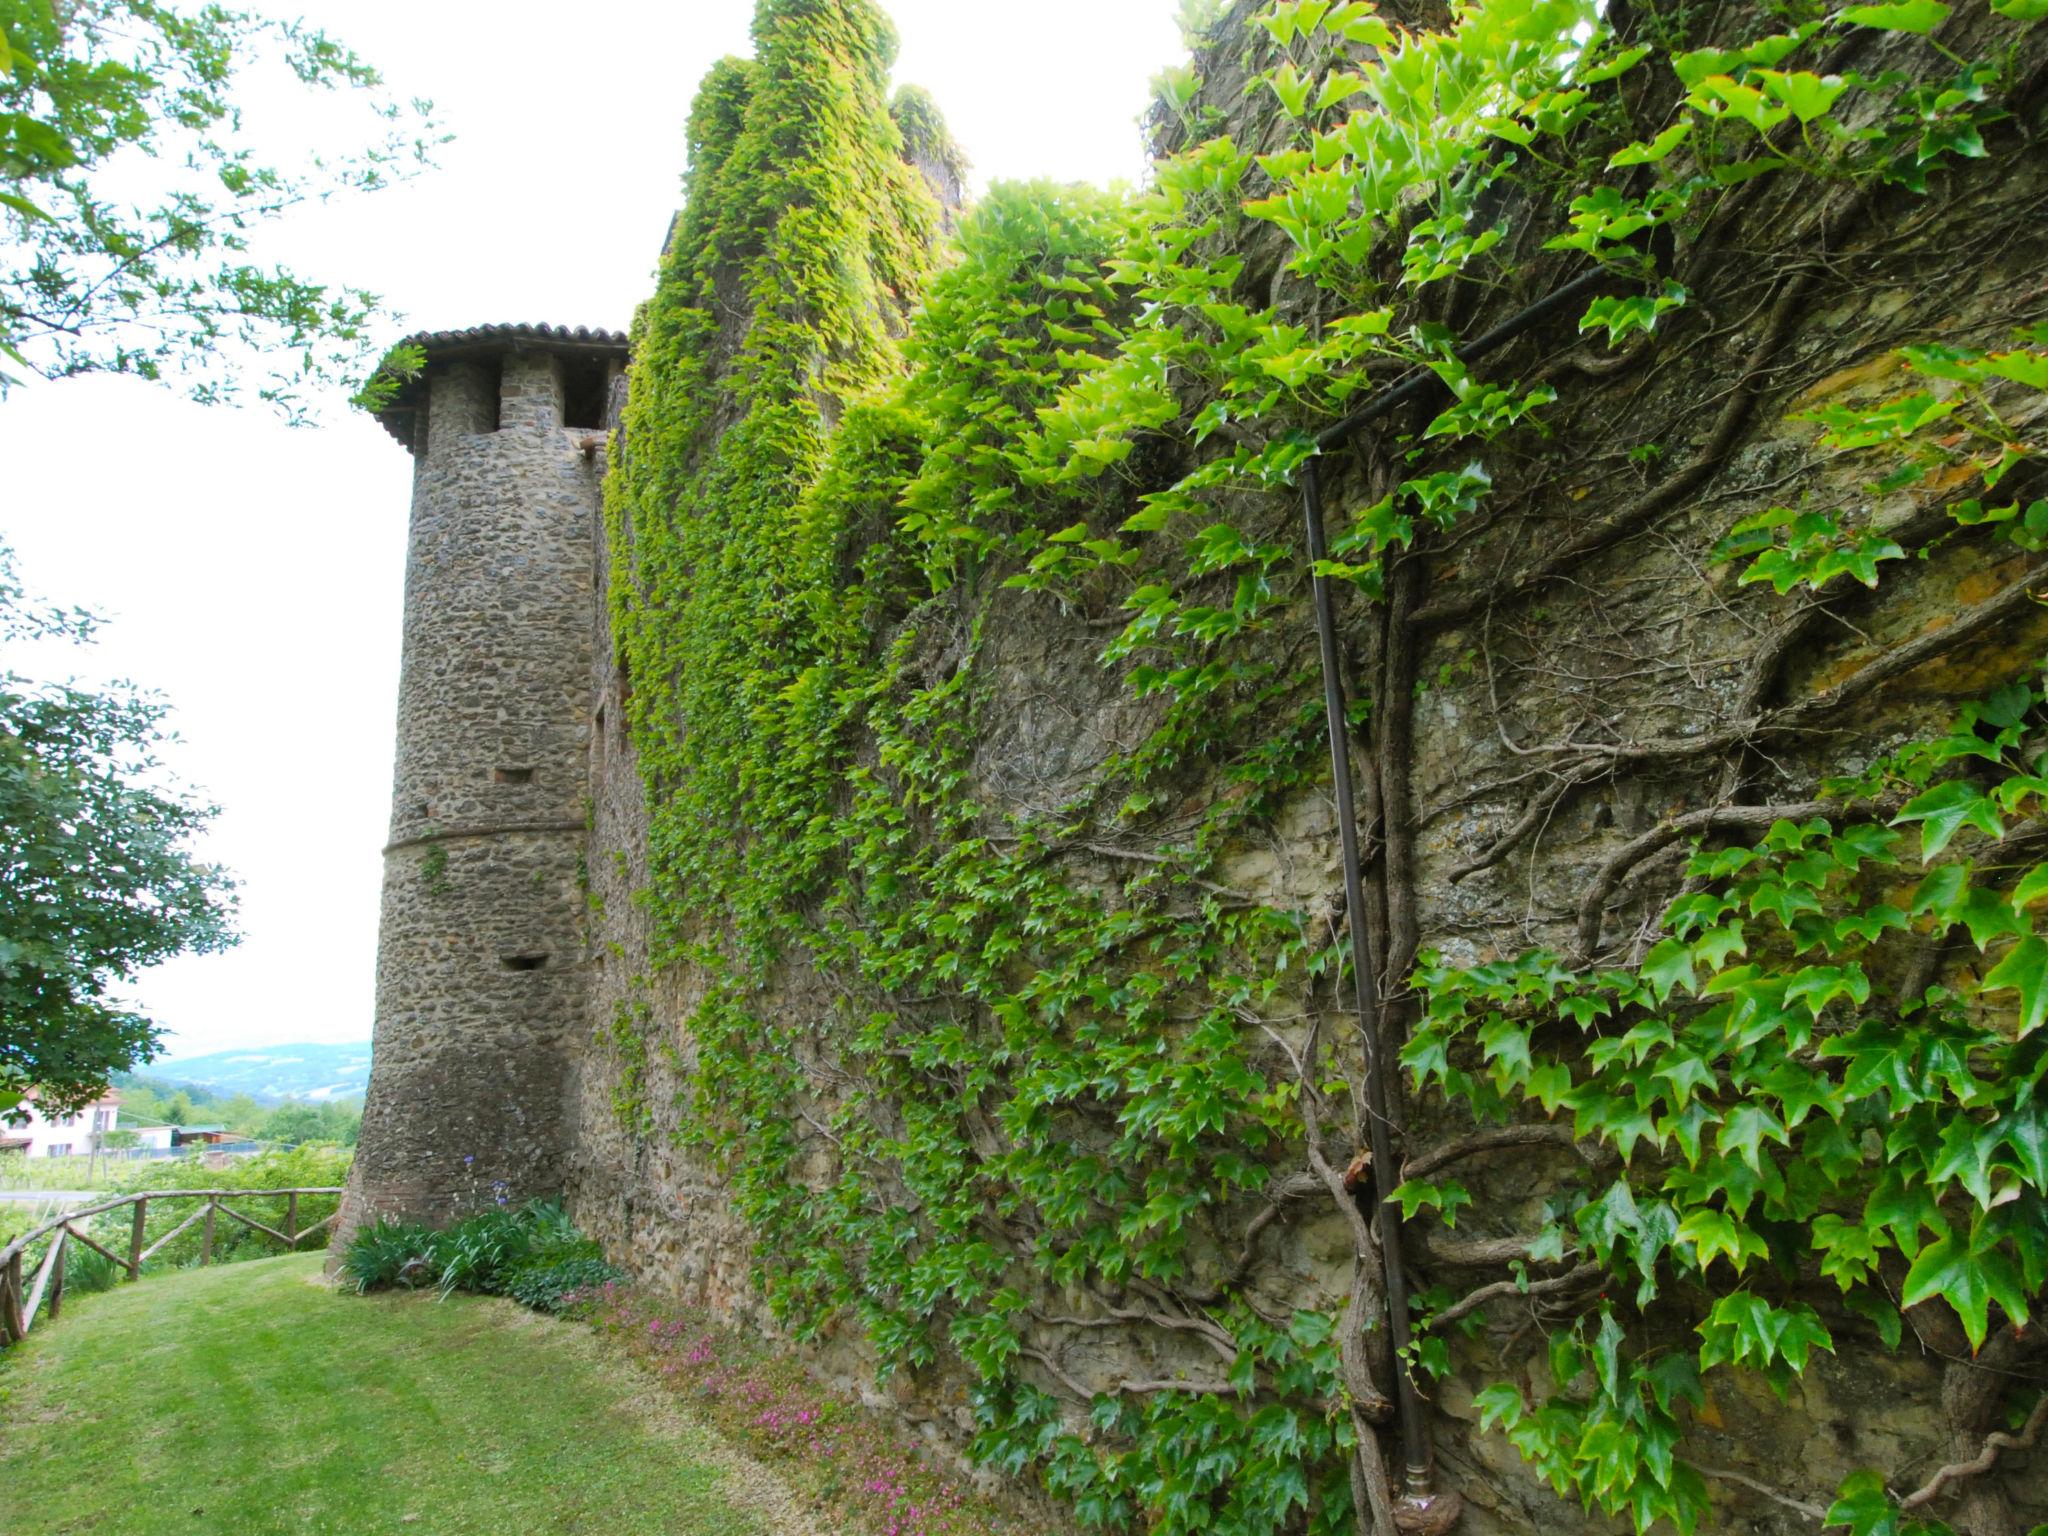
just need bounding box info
[0,1187,344,1347]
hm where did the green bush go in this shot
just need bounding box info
[506,1256,624,1314]
[344,1199,615,1314]
[432,1206,534,1298]
[340,1217,439,1295]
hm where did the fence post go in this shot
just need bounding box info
[2,1251,22,1343]
[200,1200,216,1267]
[48,1232,65,1321]
[286,1191,298,1245]
[128,1198,147,1280]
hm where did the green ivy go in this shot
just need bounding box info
[596,0,2048,1531]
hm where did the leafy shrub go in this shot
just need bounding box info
[433,1207,533,1298]
[430,1200,588,1296]
[346,1199,618,1317]
[340,1216,439,1295]
[506,1256,624,1314]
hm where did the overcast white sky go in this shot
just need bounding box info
[0,1,1186,1064]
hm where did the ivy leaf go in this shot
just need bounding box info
[1757,69,1851,123]
[1864,1173,1949,1261]
[1391,1178,1473,1225]
[1653,1050,1720,1108]
[1694,921,1750,969]
[1608,119,1691,167]
[1900,1227,2031,1350]
[1264,62,1315,118]
[1838,0,1951,33]
[1785,963,1871,1016]
[1983,936,2048,1036]
[1575,1178,1643,1261]
[1843,1291,1904,1350]
[1954,889,2027,950]
[2003,1103,2048,1188]
[1474,1382,1524,1432]
[1826,1470,1902,1536]
[1834,822,1903,871]
[1835,904,1908,944]
[1893,780,2003,859]
[1677,1207,1769,1274]
[1718,1103,1791,1172]
[1697,1293,1834,1377]
[2013,864,2048,907]
[1909,862,1970,920]
[1641,937,1698,1002]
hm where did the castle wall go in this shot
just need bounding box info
[557,13,2048,1530]
[340,346,603,1241]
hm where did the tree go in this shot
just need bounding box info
[1,0,442,419]
[0,544,235,1119]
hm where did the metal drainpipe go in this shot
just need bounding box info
[1293,264,1627,1522]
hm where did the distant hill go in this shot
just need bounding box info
[143,1042,373,1103]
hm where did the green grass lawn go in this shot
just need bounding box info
[0,1253,773,1535]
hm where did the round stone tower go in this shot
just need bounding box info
[336,322,628,1249]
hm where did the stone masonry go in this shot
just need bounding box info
[335,324,627,1248]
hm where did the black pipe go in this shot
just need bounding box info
[1294,263,1624,1507]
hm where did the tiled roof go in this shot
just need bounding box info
[396,321,629,353]
[368,322,631,450]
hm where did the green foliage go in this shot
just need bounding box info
[0,546,237,1117]
[0,0,444,416]
[0,0,443,412]
[112,1143,350,1267]
[506,1255,625,1314]
[1408,670,2048,1520]
[340,1215,438,1294]
[112,1070,362,1145]
[62,1231,121,1295]
[597,0,2048,1530]
[343,1198,613,1314]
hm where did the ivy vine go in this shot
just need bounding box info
[593,1,2048,1533]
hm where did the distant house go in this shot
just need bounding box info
[1,1089,121,1159]
[171,1126,233,1148]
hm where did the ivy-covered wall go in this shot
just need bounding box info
[571,2,2048,1533]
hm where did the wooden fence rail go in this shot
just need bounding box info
[0,1187,344,1348]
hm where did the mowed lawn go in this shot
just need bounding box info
[0,1253,770,1536]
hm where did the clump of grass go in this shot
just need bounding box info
[63,1239,121,1296]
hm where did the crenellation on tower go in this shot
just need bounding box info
[334,320,630,1251]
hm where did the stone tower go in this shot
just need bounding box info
[336,322,629,1247]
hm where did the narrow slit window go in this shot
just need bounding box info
[494,767,535,785]
[501,954,548,972]
[478,357,504,433]
[562,357,608,430]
